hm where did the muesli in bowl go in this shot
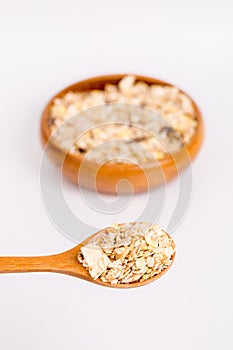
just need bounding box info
[41,74,204,193]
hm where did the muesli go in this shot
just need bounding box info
[48,76,197,163]
[78,223,176,285]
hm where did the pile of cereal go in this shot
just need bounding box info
[49,76,198,163]
[78,223,176,285]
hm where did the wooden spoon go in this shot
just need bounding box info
[0,225,175,288]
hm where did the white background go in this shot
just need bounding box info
[0,0,233,349]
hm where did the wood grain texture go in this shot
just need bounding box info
[40,74,204,194]
[0,227,175,289]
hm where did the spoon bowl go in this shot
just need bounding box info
[0,224,175,288]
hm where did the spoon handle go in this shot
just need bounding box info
[0,255,61,274]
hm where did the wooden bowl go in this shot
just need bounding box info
[40,74,204,194]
